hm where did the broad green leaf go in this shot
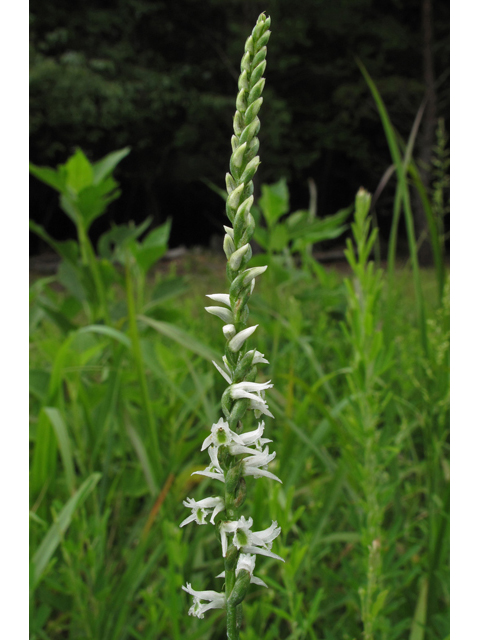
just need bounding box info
[92,147,130,184]
[133,219,172,273]
[43,408,76,494]
[29,220,79,265]
[30,473,101,591]
[76,180,121,230]
[65,148,94,193]
[259,178,289,228]
[97,218,152,261]
[269,224,289,252]
[29,164,65,193]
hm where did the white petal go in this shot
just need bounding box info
[228,325,258,352]
[179,513,196,528]
[206,293,231,307]
[212,360,232,384]
[223,324,236,340]
[231,380,273,393]
[243,467,282,483]
[192,470,225,483]
[241,545,285,562]
[205,306,234,323]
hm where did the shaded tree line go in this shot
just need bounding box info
[29,0,449,255]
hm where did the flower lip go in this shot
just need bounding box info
[182,583,226,618]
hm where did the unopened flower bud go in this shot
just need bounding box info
[223,324,236,341]
[229,325,258,352]
[205,306,234,324]
[250,60,266,87]
[232,142,247,168]
[223,234,235,258]
[229,244,250,271]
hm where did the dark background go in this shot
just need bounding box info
[29,0,449,256]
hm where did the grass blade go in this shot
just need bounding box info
[43,407,76,494]
[31,472,101,591]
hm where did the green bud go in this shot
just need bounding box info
[234,477,247,508]
[229,397,249,425]
[228,570,251,607]
[239,156,260,185]
[227,182,244,211]
[251,47,267,69]
[244,98,263,126]
[248,77,265,105]
[257,30,271,49]
[224,225,234,238]
[225,173,236,194]
[252,19,266,41]
[240,212,256,246]
[225,462,243,494]
[236,88,247,113]
[237,195,254,219]
[225,545,240,572]
[231,135,240,152]
[239,117,260,146]
[232,141,247,168]
[224,233,235,259]
[245,35,254,54]
[244,137,260,164]
[238,69,249,91]
[232,349,255,381]
[264,15,271,30]
[250,60,266,87]
[229,243,250,271]
[240,51,251,74]
[243,181,254,200]
[233,111,244,136]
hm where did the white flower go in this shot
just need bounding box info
[242,445,282,483]
[230,382,274,419]
[216,553,268,588]
[180,496,225,527]
[205,306,233,323]
[192,446,225,483]
[206,293,231,307]
[223,324,236,340]
[228,325,258,352]
[201,417,244,451]
[212,359,232,384]
[230,381,273,395]
[219,516,284,562]
[182,583,225,618]
[236,421,272,450]
[245,350,269,365]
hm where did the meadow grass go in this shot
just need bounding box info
[29,246,449,640]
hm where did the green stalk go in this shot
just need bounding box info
[77,217,111,325]
[125,255,161,480]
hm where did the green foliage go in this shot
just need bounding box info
[30,240,449,639]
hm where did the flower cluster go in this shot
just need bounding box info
[180,13,281,638]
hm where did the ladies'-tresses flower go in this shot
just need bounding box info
[181,583,225,619]
[179,496,225,527]
[181,14,280,635]
[217,553,268,588]
[219,516,284,562]
[212,350,269,385]
[191,445,225,483]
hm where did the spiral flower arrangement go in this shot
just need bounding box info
[180,13,283,639]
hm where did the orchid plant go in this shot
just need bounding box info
[180,13,283,639]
